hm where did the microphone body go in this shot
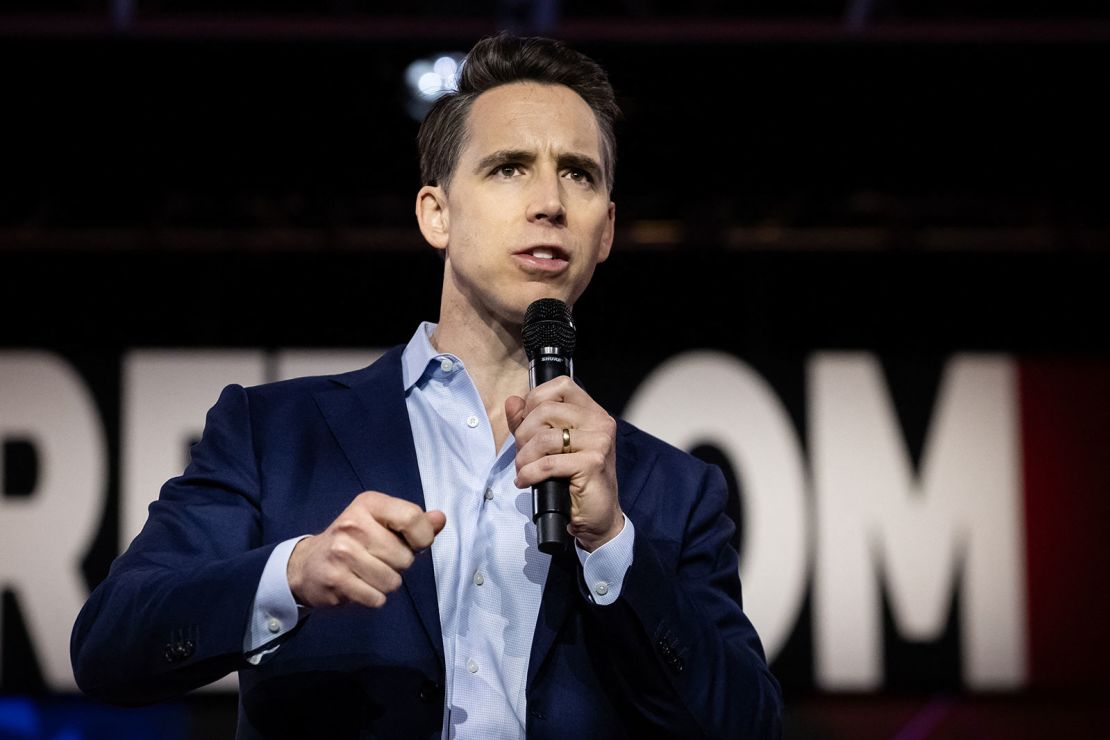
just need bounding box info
[528,345,573,553]
[522,299,576,554]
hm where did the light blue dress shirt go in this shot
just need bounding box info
[244,322,636,739]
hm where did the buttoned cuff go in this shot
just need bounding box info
[244,535,311,664]
[574,515,635,606]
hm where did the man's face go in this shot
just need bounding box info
[418,81,615,326]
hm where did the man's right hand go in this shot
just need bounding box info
[286,491,447,609]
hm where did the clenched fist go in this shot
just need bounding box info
[286,491,446,608]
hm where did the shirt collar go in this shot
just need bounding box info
[401,321,448,391]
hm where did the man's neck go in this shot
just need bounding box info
[430,308,530,450]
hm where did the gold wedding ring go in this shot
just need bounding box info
[561,428,572,454]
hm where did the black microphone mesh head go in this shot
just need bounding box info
[522,298,576,359]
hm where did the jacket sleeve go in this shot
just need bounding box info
[581,461,784,739]
[71,384,280,704]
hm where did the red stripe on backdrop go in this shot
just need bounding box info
[1019,358,1110,689]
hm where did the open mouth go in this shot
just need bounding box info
[514,245,570,273]
[521,246,568,261]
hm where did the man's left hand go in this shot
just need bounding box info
[506,376,623,552]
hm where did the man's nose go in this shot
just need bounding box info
[526,169,566,225]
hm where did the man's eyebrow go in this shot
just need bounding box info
[474,150,536,173]
[473,149,603,182]
[557,153,603,182]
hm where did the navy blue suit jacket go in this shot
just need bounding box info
[72,347,782,738]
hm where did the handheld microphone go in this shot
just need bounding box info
[522,298,576,554]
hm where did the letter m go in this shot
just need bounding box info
[810,353,1026,690]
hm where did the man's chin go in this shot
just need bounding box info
[450,278,581,330]
[512,288,578,319]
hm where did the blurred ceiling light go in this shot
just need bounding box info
[405,53,465,121]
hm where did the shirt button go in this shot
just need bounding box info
[484,487,494,501]
[467,658,479,674]
[466,415,479,428]
[440,358,454,373]
[473,571,485,586]
[267,617,281,634]
[594,581,610,597]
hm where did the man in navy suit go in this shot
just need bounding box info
[72,34,782,738]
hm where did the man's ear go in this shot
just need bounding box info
[598,201,616,263]
[415,185,449,250]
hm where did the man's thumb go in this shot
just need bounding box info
[426,509,447,535]
[504,395,526,433]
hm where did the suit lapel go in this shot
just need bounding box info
[526,549,576,689]
[312,347,444,670]
[526,422,655,689]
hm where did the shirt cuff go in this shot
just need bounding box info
[574,515,635,606]
[243,535,311,663]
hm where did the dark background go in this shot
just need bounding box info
[2,1,1109,738]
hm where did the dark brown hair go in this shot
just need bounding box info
[417,33,620,193]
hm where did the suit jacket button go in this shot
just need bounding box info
[163,644,176,663]
[183,640,195,658]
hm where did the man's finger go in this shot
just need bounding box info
[515,428,608,470]
[336,571,389,609]
[512,400,584,444]
[361,517,417,571]
[523,376,594,417]
[426,509,447,536]
[515,450,604,489]
[369,496,439,551]
[348,552,405,596]
[505,395,526,434]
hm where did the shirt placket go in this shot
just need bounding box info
[447,366,502,731]
[487,440,532,730]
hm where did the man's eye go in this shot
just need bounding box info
[565,168,592,184]
[495,164,521,177]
